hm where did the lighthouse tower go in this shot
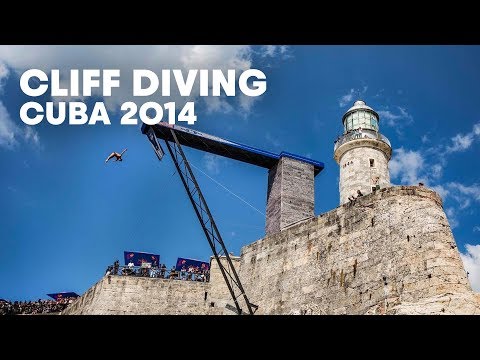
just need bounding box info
[334,100,392,204]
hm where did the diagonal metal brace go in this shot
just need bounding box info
[164,128,255,315]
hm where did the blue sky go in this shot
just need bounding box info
[1,45,479,301]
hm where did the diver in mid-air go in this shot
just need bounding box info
[105,149,127,163]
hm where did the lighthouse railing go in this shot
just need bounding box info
[334,128,391,151]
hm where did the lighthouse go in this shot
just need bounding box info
[334,100,392,204]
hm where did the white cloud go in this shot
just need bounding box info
[474,123,480,136]
[0,62,7,77]
[205,93,257,116]
[202,153,222,175]
[445,207,459,228]
[431,184,449,200]
[421,134,429,143]
[460,244,480,292]
[260,45,290,59]
[446,122,480,153]
[445,207,454,217]
[390,121,480,229]
[428,182,480,228]
[388,144,480,229]
[378,106,413,127]
[338,86,368,108]
[0,61,8,88]
[474,226,480,232]
[447,133,474,153]
[0,45,277,116]
[377,110,401,122]
[431,164,443,179]
[0,101,41,150]
[373,89,384,98]
[447,182,480,201]
[265,132,281,149]
[431,182,480,229]
[389,147,425,185]
[279,46,288,55]
[339,89,355,107]
[261,45,277,57]
[24,126,40,147]
[204,96,234,114]
[237,93,258,114]
[431,182,480,216]
[0,101,17,149]
[458,198,471,210]
[398,106,411,119]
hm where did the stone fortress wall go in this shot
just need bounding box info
[64,186,480,315]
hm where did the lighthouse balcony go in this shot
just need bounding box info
[334,128,391,152]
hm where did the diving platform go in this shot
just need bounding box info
[141,122,324,176]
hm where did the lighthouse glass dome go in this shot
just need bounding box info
[342,100,379,133]
[344,111,378,132]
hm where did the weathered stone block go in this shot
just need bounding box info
[266,156,314,236]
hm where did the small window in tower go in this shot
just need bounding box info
[369,159,375,167]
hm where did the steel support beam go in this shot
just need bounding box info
[164,128,256,315]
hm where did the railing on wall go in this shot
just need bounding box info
[107,265,210,282]
[334,129,391,152]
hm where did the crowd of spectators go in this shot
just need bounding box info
[106,260,210,282]
[0,297,76,315]
[2,258,211,315]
